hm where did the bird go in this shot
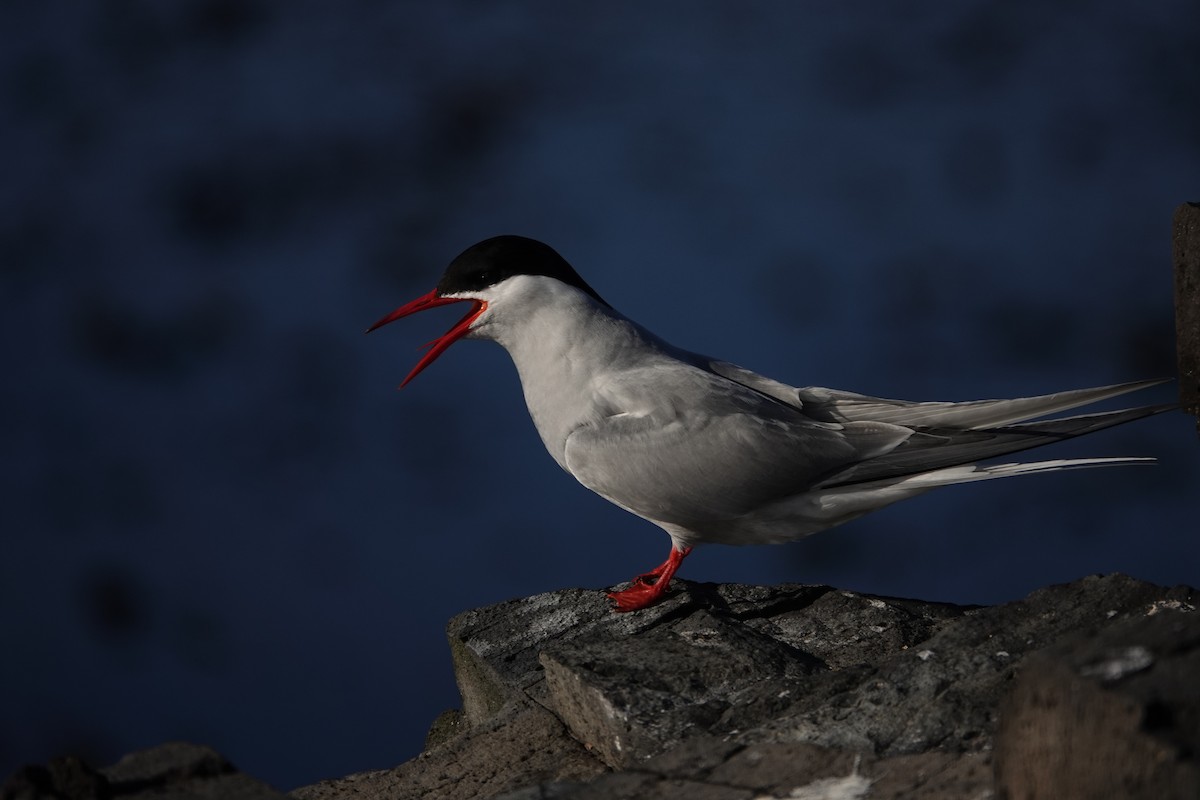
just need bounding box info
[368,235,1170,612]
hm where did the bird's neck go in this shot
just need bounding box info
[491,298,666,469]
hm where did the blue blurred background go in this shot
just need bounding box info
[2,1,1198,790]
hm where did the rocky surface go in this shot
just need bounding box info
[0,741,288,800]
[5,574,1197,799]
[995,598,1200,799]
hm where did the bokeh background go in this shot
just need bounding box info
[3,1,1198,790]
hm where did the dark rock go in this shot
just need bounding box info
[427,574,1196,799]
[424,709,467,751]
[443,586,687,722]
[15,575,1196,800]
[743,587,967,670]
[539,608,824,768]
[100,741,233,790]
[291,701,606,800]
[746,574,1195,757]
[1,756,108,800]
[995,598,1200,798]
[0,742,286,800]
[496,739,995,800]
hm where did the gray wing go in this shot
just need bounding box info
[811,404,1172,489]
[567,359,1168,526]
[703,365,1171,485]
[793,379,1170,428]
[701,367,1167,429]
[563,365,910,529]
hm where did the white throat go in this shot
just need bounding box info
[466,275,674,470]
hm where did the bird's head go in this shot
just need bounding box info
[368,235,608,387]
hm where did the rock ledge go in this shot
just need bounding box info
[4,575,1197,800]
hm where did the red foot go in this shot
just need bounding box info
[607,547,692,612]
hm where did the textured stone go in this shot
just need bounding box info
[748,574,1197,757]
[14,575,1198,800]
[1,757,109,800]
[101,741,235,789]
[291,701,607,800]
[995,599,1200,799]
[703,742,862,790]
[747,588,967,670]
[470,575,1195,799]
[501,742,995,800]
[425,708,467,750]
[866,751,994,800]
[539,609,821,767]
[0,742,287,800]
[444,585,698,724]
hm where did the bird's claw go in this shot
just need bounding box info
[606,546,693,612]
[606,583,667,612]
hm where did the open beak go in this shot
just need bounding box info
[367,288,488,387]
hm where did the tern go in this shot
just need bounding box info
[370,235,1169,611]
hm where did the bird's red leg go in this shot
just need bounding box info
[607,546,692,612]
[629,551,678,587]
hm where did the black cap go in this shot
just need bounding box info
[436,235,609,307]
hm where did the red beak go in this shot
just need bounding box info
[367,288,488,387]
